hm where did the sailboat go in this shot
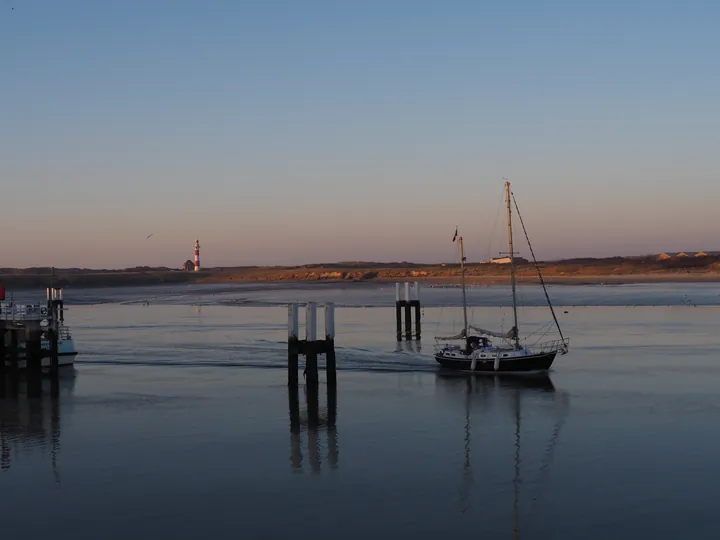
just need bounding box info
[433,180,569,374]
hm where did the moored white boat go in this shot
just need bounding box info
[1,288,78,369]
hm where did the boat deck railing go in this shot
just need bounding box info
[0,302,51,322]
[530,338,570,354]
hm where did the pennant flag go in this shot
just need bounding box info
[452,226,458,242]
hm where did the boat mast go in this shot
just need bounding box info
[505,180,520,349]
[458,232,469,339]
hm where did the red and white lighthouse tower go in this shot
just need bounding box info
[194,239,200,272]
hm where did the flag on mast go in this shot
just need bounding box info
[452,226,458,242]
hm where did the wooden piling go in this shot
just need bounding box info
[395,284,403,340]
[305,302,319,388]
[395,282,422,341]
[414,281,421,339]
[414,302,422,339]
[325,302,336,388]
[288,304,299,387]
[404,300,412,340]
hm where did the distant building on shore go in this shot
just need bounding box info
[657,251,720,260]
[488,256,529,264]
[181,259,194,272]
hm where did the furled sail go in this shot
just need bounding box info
[435,328,468,341]
[469,325,518,340]
[435,326,518,341]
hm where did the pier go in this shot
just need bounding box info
[1,288,65,396]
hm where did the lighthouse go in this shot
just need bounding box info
[194,239,200,272]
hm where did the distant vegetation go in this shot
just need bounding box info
[2,254,720,288]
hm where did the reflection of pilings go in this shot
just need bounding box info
[287,379,338,473]
[0,376,66,477]
[289,385,302,470]
[307,384,321,473]
[0,420,9,471]
[327,383,338,470]
[327,426,338,470]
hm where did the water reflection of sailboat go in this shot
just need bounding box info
[0,370,76,481]
[288,384,338,473]
[435,374,569,538]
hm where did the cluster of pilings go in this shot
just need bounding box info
[287,302,338,472]
[395,282,422,341]
[1,288,64,397]
[288,302,336,389]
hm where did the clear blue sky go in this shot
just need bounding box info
[2,0,719,268]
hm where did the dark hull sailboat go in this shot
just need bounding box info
[433,180,569,375]
[435,350,557,374]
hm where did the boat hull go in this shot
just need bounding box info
[4,339,77,369]
[434,351,557,374]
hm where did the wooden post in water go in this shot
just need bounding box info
[325,302,336,389]
[404,282,412,340]
[414,281,421,339]
[305,302,319,388]
[288,304,299,387]
[395,284,403,341]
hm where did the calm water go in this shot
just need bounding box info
[2,282,720,539]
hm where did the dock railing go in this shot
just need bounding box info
[0,303,51,322]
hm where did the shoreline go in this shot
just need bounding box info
[3,270,720,289]
[403,274,720,286]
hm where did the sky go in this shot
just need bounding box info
[1,0,719,268]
